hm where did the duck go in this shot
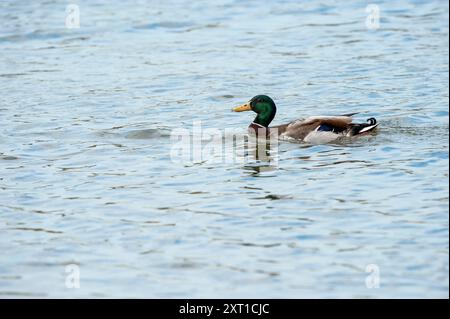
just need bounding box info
[232,95,378,143]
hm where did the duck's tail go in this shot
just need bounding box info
[348,118,378,136]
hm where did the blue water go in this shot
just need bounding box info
[0,0,448,298]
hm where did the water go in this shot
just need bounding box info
[0,0,448,298]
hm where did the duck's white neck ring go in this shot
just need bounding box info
[251,122,265,128]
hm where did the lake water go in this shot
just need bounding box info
[0,0,448,298]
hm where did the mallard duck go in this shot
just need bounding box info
[232,95,378,143]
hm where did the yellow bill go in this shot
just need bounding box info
[232,102,252,112]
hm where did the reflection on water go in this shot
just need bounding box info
[0,0,448,298]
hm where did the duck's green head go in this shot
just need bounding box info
[232,95,276,127]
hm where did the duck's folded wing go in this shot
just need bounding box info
[278,116,353,140]
[339,112,359,117]
[302,116,353,129]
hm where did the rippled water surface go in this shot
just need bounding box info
[0,0,448,298]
